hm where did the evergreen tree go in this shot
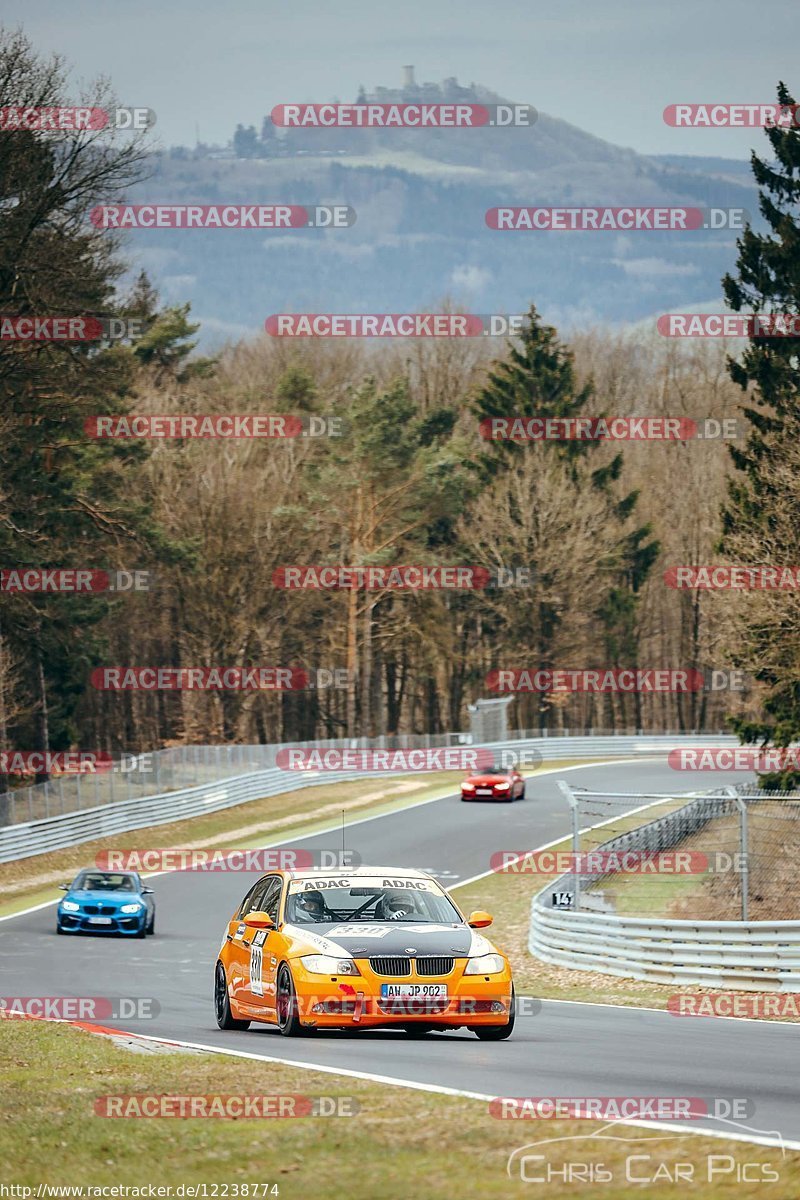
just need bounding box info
[719,82,800,784]
[471,306,658,725]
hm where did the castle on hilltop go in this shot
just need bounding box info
[359,66,481,105]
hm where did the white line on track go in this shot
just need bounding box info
[85,1030,800,1151]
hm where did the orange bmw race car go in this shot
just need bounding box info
[214,866,515,1039]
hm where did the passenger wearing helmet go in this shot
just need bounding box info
[382,890,414,920]
[295,889,328,922]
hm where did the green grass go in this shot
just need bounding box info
[1,1019,795,1198]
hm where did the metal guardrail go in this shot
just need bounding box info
[0,733,739,864]
[529,787,800,991]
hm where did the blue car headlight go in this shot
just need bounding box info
[120,903,143,914]
[61,900,80,912]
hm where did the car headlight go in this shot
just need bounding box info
[120,903,143,914]
[464,953,505,975]
[462,782,475,790]
[494,781,511,790]
[300,954,361,976]
[61,900,80,912]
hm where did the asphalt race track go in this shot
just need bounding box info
[3,759,797,1148]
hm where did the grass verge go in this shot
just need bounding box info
[1,1018,796,1197]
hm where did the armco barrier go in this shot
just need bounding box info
[529,787,800,991]
[0,733,738,865]
[529,904,800,991]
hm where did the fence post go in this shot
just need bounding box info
[557,780,580,911]
[731,789,748,922]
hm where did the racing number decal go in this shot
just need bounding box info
[250,942,264,996]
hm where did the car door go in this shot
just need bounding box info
[226,878,270,1006]
[240,874,283,1013]
[250,875,285,1017]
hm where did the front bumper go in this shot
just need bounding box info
[58,910,146,935]
[461,788,511,801]
[289,957,513,1029]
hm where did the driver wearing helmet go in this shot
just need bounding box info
[295,889,328,922]
[383,890,414,921]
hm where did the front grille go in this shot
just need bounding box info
[83,904,116,916]
[416,957,454,976]
[369,957,411,977]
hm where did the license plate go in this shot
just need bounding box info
[476,788,493,795]
[380,983,448,998]
[88,917,112,925]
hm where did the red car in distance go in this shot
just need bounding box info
[461,763,525,803]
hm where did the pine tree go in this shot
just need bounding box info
[471,306,658,727]
[719,82,800,784]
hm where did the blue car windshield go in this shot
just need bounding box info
[73,872,136,892]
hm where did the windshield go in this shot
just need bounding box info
[473,764,507,775]
[73,872,137,892]
[285,877,462,924]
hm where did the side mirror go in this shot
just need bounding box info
[243,911,275,931]
[58,883,69,891]
[141,887,155,895]
[468,910,493,929]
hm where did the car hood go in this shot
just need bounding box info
[464,774,509,785]
[284,921,493,958]
[68,889,142,903]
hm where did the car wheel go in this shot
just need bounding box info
[214,962,250,1030]
[135,921,147,939]
[519,786,526,800]
[276,964,310,1037]
[56,924,64,935]
[474,988,516,1041]
[147,912,155,935]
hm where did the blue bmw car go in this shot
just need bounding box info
[56,869,155,937]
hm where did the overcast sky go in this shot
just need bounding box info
[3,0,796,157]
